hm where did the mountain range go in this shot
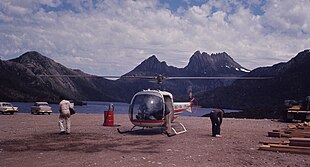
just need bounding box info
[1,49,309,118]
[123,51,248,100]
[200,49,310,118]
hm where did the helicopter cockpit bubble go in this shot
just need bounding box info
[130,94,164,121]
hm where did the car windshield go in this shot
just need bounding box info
[3,103,12,107]
[34,103,48,106]
[130,94,164,120]
[38,104,49,106]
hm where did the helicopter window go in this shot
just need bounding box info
[131,94,163,120]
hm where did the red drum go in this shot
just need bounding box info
[103,110,114,126]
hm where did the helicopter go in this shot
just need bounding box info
[118,88,196,136]
[112,74,270,136]
[39,74,270,136]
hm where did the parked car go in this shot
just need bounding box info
[0,102,18,115]
[31,102,52,115]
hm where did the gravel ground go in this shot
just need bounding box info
[0,113,309,167]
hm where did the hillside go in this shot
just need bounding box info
[1,51,127,103]
[198,49,310,118]
[0,58,52,101]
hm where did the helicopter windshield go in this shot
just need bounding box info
[130,94,164,121]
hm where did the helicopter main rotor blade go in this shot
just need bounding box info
[37,74,159,79]
[36,74,121,79]
[166,76,272,80]
[36,74,272,81]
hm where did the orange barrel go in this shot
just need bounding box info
[103,111,114,126]
[103,104,114,126]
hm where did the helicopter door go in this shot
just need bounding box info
[164,95,188,135]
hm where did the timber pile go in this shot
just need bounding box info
[259,138,310,155]
[259,122,310,155]
[267,122,310,138]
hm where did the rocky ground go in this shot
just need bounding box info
[0,113,309,167]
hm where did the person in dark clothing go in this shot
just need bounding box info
[210,109,224,137]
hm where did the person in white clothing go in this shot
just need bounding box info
[59,96,71,134]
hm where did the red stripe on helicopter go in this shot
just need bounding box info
[131,119,164,123]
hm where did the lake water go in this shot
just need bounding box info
[11,101,239,117]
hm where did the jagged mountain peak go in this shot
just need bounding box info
[192,50,204,56]
[142,55,166,65]
[125,50,249,78]
[211,52,233,61]
[139,55,169,68]
[124,55,179,76]
[191,50,209,58]
[147,55,159,61]
[185,51,248,75]
[190,51,239,66]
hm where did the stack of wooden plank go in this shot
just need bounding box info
[267,122,310,138]
[259,138,310,155]
[259,122,310,155]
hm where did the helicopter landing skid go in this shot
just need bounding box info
[117,128,128,134]
[117,126,137,134]
[168,122,187,137]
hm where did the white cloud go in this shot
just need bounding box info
[39,0,62,7]
[262,0,310,37]
[0,0,309,75]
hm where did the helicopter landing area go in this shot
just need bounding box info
[0,113,308,167]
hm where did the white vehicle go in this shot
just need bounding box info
[31,102,52,115]
[0,102,18,115]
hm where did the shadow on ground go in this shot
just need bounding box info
[117,127,166,136]
[0,132,163,153]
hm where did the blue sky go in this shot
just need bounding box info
[0,0,309,75]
